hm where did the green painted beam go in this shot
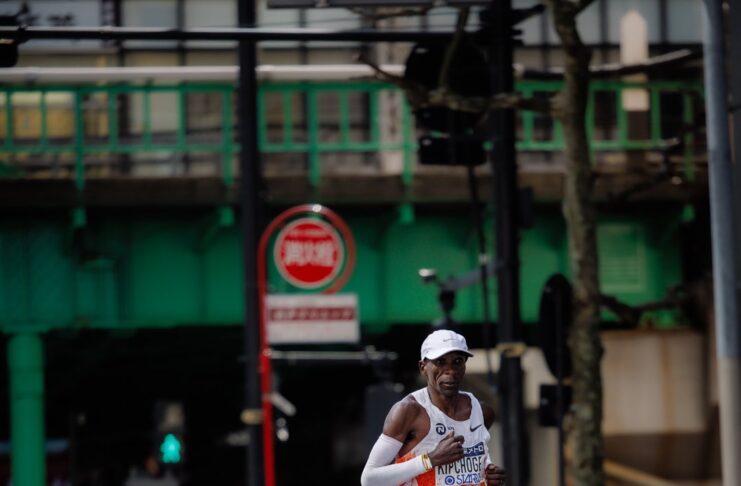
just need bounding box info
[0,207,687,334]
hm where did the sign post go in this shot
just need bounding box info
[256,204,356,486]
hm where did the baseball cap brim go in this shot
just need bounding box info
[423,347,474,360]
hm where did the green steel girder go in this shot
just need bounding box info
[0,205,686,334]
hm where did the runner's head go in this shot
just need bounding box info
[419,330,473,396]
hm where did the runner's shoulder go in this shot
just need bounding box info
[383,395,427,437]
[389,395,426,422]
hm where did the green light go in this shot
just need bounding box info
[160,433,182,464]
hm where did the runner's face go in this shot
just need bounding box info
[420,351,467,397]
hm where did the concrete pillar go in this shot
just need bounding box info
[375,16,412,175]
[620,9,650,170]
[8,333,46,486]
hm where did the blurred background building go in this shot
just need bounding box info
[0,0,722,485]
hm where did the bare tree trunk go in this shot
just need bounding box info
[546,1,604,485]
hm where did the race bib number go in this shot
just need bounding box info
[434,442,486,486]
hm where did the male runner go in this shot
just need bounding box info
[361,329,506,486]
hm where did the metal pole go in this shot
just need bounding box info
[238,0,265,484]
[730,0,741,253]
[466,164,496,387]
[487,0,528,484]
[555,292,565,486]
[701,2,741,486]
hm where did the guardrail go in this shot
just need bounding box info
[0,76,705,190]
[519,79,704,180]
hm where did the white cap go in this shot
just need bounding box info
[420,329,474,360]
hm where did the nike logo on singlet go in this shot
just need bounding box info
[470,424,482,432]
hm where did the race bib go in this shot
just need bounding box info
[434,442,486,486]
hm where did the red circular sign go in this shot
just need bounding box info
[274,218,345,289]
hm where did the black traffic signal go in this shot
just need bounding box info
[405,37,490,166]
[405,38,491,100]
[418,135,485,167]
[537,383,572,427]
[153,400,185,466]
[537,274,573,380]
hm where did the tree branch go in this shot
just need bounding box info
[520,48,702,80]
[603,124,704,202]
[349,6,432,22]
[573,0,597,15]
[438,7,469,90]
[600,285,690,327]
[360,52,553,114]
[357,52,431,108]
[427,90,552,114]
[547,0,596,18]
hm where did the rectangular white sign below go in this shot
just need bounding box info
[266,293,359,344]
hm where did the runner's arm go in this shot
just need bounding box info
[361,399,431,486]
[481,401,496,429]
[480,401,505,485]
[360,434,430,486]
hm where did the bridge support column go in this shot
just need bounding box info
[8,333,46,486]
[375,22,408,176]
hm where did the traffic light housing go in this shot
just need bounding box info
[537,383,572,427]
[405,37,490,166]
[154,401,185,466]
[414,107,484,138]
[405,39,491,100]
[418,135,485,167]
[537,274,573,380]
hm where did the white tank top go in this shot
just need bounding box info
[395,388,491,486]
